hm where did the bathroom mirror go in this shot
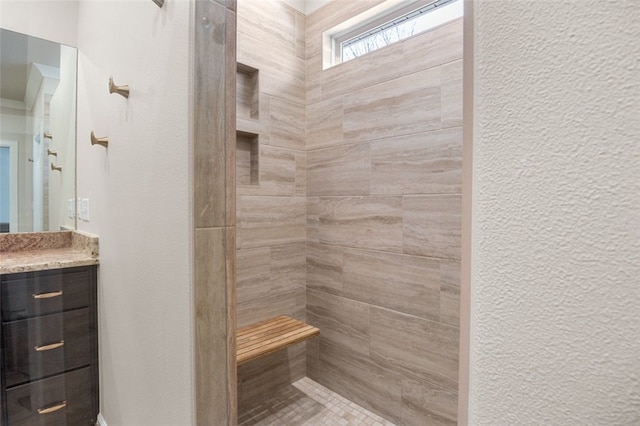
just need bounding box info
[0,28,77,233]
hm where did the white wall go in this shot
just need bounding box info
[49,45,77,231]
[0,0,78,47]
[75,1,193,425]
[30,81,45,231]
[469,0,640,424]
[2,1,194,424]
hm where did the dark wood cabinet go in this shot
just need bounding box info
[0,266,98,425]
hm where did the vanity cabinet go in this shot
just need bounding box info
[0,266,98,426]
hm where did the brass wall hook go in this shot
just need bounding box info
[109,76,130,98]
[51,163,62,172]
[91,131,109,148]
[152,0,165,7]
[44,132,53,140]
[47,149,58,157]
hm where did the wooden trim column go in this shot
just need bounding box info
[193,1,237,424]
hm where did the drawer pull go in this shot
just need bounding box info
[32,291,63,299]
[34,340,65,352]
[37,401,67,415]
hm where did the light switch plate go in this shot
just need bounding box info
[80,198,90,222]
[67,199,75,219]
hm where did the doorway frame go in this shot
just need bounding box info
[459,0,474,424]
[0,140,19,232]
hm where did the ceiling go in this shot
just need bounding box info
[0,28,60,102]
[281,0,333,14]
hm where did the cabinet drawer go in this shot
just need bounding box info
[5,367,95,426]
[1,268,92,321]
[2,309,93,387]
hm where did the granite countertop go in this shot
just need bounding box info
[0,231,99,275]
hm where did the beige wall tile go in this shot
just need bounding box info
[403,195,462,260]
[314,340,403,424]
[318,196,403,253]
[295,150,306,197]
[237,0,296,55]
[343,249,440,320]
[343,67,441,142]
[401,18,463,76]
[306,96,344,149]
[305,53,323,105]
[307,289,370,356]
[306,19,462,106]
[440,260,460,327]
[238,35,305,105]
[236,244,306,311]
[401,377,458,426]
[269,96,305,150]
[258,145,297,196]
[295,10,306,59]
[271,243,306,295]
[307,197,320,243]
[237,196,306,249]
[441,59,463,128]
[237,288,305,328]
[236,247,271,304]
[306,243,344,295]
[370,306,459,392]
[308,44,405,106]
[371,127,462,195]
[308,143,371,196]
[237,148,306,198]
[306,336,319,379]
[232,3,463,423]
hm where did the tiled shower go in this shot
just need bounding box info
[235,0,463,424]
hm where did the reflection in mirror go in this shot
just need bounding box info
[0,28,77,233]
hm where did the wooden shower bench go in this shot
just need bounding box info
[237,315,320,365]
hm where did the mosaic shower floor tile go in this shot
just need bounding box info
[239,377,396,426]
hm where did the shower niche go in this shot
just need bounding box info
[236,131,259,186]
[236,63,259,121]
[236,62,260,187]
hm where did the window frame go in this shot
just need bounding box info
[329,0,460,67]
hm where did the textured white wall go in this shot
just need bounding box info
[76,1,193,425]
[470,0,640,424]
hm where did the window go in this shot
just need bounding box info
[324,0,463,69]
